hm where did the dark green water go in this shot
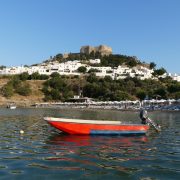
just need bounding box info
[0,108,179,180]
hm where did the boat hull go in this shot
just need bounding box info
[9,106,16,109]
[44,117,149,135]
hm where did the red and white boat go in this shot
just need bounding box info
[44,117,149,135]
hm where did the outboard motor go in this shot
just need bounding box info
[139,109,148,124]
[139,109,161,132]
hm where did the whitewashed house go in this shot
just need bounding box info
[133,66,153,80]
[90,66,113,78]
[169,73,180,82]
[114,65,132,79]
[58,60,82,75]
[0,66,27,75]
[89,59,101,64]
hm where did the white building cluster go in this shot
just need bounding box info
[167,73,180,82]
[0,59,180,81]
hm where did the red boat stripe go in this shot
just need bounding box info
[48,121,149,135]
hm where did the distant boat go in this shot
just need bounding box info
[7,103,17,109]
[44,117,149,135]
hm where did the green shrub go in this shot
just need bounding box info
[1,83,14,97]
[16,83,32,96]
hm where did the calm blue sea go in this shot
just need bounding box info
[0,108,179,180]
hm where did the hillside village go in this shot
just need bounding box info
[0,45,180,82]
[0,45,180,110]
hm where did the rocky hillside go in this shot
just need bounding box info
[0,78,45,107]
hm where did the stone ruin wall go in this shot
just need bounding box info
[80,45,112,56]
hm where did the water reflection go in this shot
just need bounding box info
[47,134,148,147]
[46,134,149,162]
[43,134,152,178]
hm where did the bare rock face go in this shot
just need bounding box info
[80,45,112,56]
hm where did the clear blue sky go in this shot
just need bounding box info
[0,0,179,73]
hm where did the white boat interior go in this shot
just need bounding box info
[44,117,123,125]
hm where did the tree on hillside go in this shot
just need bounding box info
[104,76,113,82]
[42,75,76,101]
[50,72,60,78]
[0,65,6,70]
[50,89,62,100]
[88,68,100,73]
[30,72,41,80]
[173,92,180,99]
[153,68,167,76]
[126,59,138,67]
[15,82,32,96]
[86,73,98,83]
[1,83,14,97]
[39,74,49,80]
[6,76,21,90]
[19,72,29,81]
[125,80,135,94]
[83,83,102,99]
[55,53,63,61]
[136,89,146,101]
[154,87,167,99]
[113,90,132,101]
[150,62,156,69]
[167,83,180,93]
[77,66,87,73]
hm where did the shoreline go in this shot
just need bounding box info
[1,100,180,112]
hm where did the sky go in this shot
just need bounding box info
[0,0,180,73]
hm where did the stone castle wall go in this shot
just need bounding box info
[80,45,112,56]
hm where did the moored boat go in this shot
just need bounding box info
[7,103,17,109]
[44,117,149,135]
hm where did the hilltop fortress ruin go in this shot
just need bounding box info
[80,45,112,56]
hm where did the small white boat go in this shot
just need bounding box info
[7,103,17,109]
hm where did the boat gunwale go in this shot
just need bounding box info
[44,117,147,126]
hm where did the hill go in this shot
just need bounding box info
[0,78,45,107]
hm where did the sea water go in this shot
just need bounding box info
[0,108,179,179]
